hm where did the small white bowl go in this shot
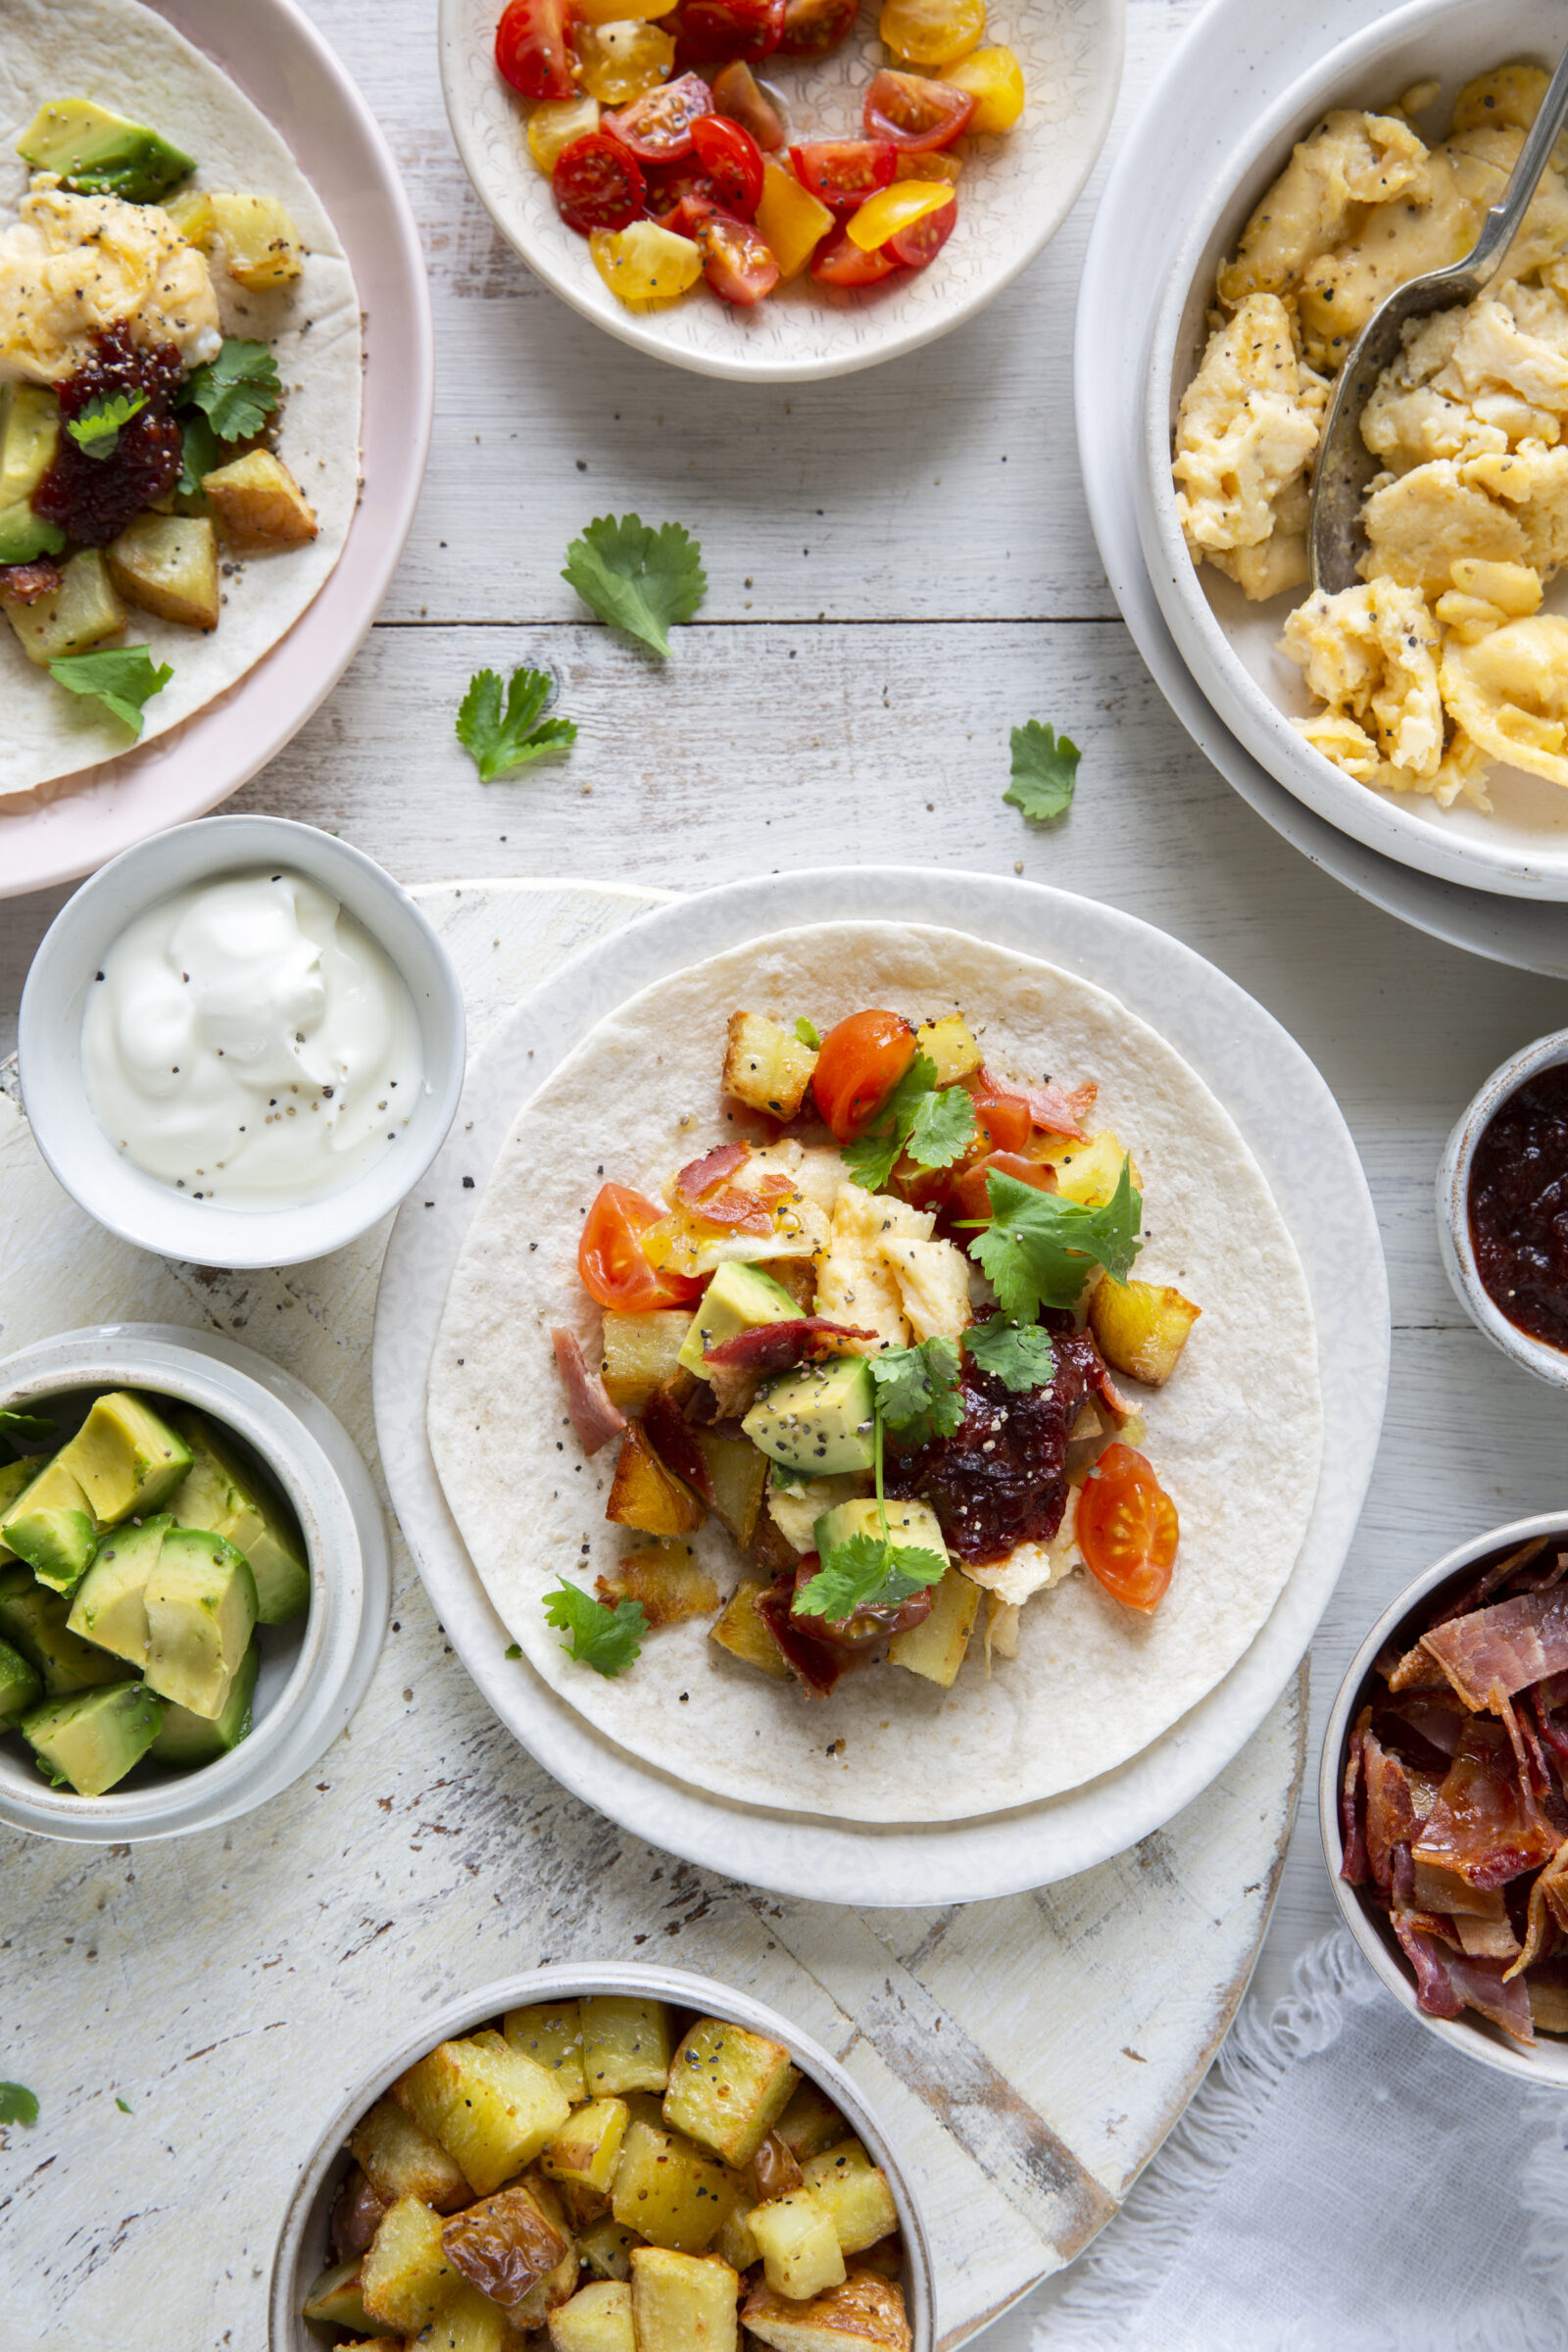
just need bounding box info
[270,1960,936,2350]
[19,814,466,1271]
[0,1323,390,1843]
[1321,1514,1568,2082]
[1436,1027,1568,1389]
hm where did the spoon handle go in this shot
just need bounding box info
[1467,46,1568,281]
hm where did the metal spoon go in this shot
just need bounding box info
[1309,47,1568,595]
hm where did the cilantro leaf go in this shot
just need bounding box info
[48,646,172,739]
[456,664,577,782]
[1004,721,1080,823]
[504,1642,521,1659]
[563,514,707,657]
[178,410,220,500]
[115,2096,131,2114]
[795,1017,821,1051]
[542,1580,646,1677]
[903,1081,975,1173]
[968,1161,1142,1320]
[963,1315,1056,1392]
[184,338,282,443]
[67,390,147,462]
[868,1338,962,1445]
[843,1054,977,1193]
[795,1534,947,1623]
[0,2083,38,2127]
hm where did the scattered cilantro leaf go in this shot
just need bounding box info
[795,1017,821,1051]
[963,1315,1056,1393]
[903,1081,975,1173]
[843,1054,977,1193]
[456,664,577,782]
[115,2096,131,2114]
[0,1408,53,1441]
[795,1534,947,1623]
[563,514,706,657]
[0,2083,38,2127]
[868,1339,962,1446]
[184,338,282,443]
[48,646,172,739]
[1004,721,1080,823]
[503,1642,521,1659]
[542,1580,646,1677]
[66,390,147,461]
[969,1161,1142,1320]
[177,410,220,500]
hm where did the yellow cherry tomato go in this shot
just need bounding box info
[846,179,954,251]
[527,93,602,173]
[755,157,835,281]
[573,20,675,104]
[575,0,677,19]
[941,43,1024,132]
[879,0,984,70]
[893,147,962,183]
[589,219,704,308]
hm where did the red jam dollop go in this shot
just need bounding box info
[32,320,185,547]
[1467,1060,1568,1355]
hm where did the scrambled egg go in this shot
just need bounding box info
[1173,293,1328,597]
[0,179,221,383]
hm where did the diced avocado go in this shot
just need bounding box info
[812,1494,948,1562]
[144,1529,258,1719]
[0,385,65,565]
[56,1392,193,1526]
[66,1514,173,1667]
[742,1357,877,1478]
[6,549,124,666]
[149,1642,257,1768]
[677,1261,802,1381]
[167,1408,310,1625]
[22,1681,163,1796]
[4,1504,97,1595]
[0,1564,133,1695]
[0,1455,49,1564]
[15,98,195,204]
[0,1636,42,1728]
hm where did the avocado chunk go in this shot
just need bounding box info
[677,1261,802,1381]
[150,1642,257,1768]
[66,1514,173,1667]
[22,1681,163,1795]
[0,385,65,565]
[6,548,125,666]
[0,1454,49,1564]
[812,1494,948,1563]
[0,1636,42,1728]
[15,98,195,204]
[0,1564,133,1695]
[743,1356,877,1478]
[56,1391,194,1527]
[0,1451,99,1591]
[144,1528,258,1719]
[167,1408,310,1625]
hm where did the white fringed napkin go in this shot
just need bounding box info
[1033,1930,1568,2351]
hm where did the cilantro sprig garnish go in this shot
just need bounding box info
[843,1054,977,1193]
[542,1580,646,1677]
[968,1161,1141,1320]
[795,1532,947,1623]
[0,2083,39,2127]
[457,664,577,781]
[794,1341,957,1622]
[1004,720,1080,823]
[963,1314,1056,1392]
[185,338,282,444]
[563,514,707,657]
[67,390,147,461]
[47,646,172,738]
[178,412,220,500]
[868,1337,962,1446]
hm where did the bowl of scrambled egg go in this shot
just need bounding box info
[1141,0,1568,901]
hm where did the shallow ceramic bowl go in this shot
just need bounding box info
[19,814,466,1271]
[0,1323,389,1843]
[1140,0,1568,903]
[270,1960,937,2349]
[439,0,1123,382]
[1436,1026,1568,1389]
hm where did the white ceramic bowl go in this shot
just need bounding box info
[18,814,466,1271]
[439,0,1123,382]
[1321,1513,1568,2083]
[270,1961,936,2349]
[0,1322,389,1843]
[1436,1026,1568,1389]
[1140,0,1568,903]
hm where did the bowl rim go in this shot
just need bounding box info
[267,1959,938,2350]
[1435,1026,1568,1391]
[18,814,466,1271]
[1319,1508,1568,2082]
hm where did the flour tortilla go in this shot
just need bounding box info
[0,0,361,798]
[428,924,1324,1826]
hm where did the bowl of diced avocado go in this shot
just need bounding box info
[270,1963,936,2351]
[0,1323,387,1841]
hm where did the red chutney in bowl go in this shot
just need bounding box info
[1467,1059,1568,1357]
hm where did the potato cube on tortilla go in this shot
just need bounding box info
[663,2018,799,2168]
[1048,1130,1140,1207]
[597,1540,718,1626]
[743,2270,912,2350]
[351,2094,471,2213]
[442,2180,571,2309]
[800,2143,898,2256]
[599,1309,691,1411]
[5,548,123,665]
[604,1422,707,1537]
[709,1580,791,1680]
[201,447,318,545]
[750,2189,847,2300]
[393,2034,572,2195]
[724,1011,817,1118]
[611,2118,738,2251]
[208,189,303,286]
[107,513,220,629]
[773,2081,846,2164]
[630,2244,741,2350]
[888,1566,978,1689]
[361,2195,452,2335]
[1088,1276,1200,1387]
[504,2000,588,2103]
[583,1996,673,2096]
[543,2097,631,2197]
[913,1015,980,1083]
[692,1429,768,1547]
[549,2278,636,2351]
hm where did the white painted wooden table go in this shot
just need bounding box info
[3,0,1568,2343]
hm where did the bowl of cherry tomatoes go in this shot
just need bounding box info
[439,0,1126,378]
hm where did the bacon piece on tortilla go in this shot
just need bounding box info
[755,1569,853,1697]
[674,1142,752,1203]
[642,1384,715,1503]
[703,1316,877,1418]
[0,556,63,606]
[1014,1078,1098,1139]
[551,1328,626,1456]
[672,1146,798,1233]
[1412,1716,1558,1889]
[1420,1589,1568,1712]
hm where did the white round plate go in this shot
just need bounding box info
[371,867,1389,1906]
[0,0,433,903]
[1076,0,1568,977]
[439,0,1123,382]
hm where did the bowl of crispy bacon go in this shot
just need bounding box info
[1324,1514,1568,2078]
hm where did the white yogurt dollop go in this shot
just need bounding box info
[82,869,425,1207]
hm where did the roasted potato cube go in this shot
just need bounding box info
[201,447,318,545]
[723,1011,817,1118]
[548,2278,636,2351]
[362,2195,453,2335]
[1088,1275,1201,1387]
[773,2082,847,2164]
[581,1995,673,2096]
[332,2163,389,2259]
[442,2181,571,2309]
[504,2000,588,2102]
[577,2216,642,2281]
[208,189,303,285]
[855,2234,904,2279]
[693,1430,768,1547]
[611,2118,738,2252]
[800,2144,897,2256]
[709,1581,790,1680]
[1048,1130,1140,1209]
[751,2132,805,2204]
[162,186,215,245]
[393,2034,573,2196]
[630,2245,741,2350]
[742,2271,911,2350]
[887,1565,978,1689]
[750,2190,846,2301]
[714,2199,761,2272]
[604,1422,707,1538]
[408,2278,515,2352]
[597,1541,718,1628]
[543,2096,631,2197]
[914,1015,981,1084]
[106,513,219,629]
[664,2019,799,2169]
[600,1309,693,1411]
[6,548,123,665]
[351,2093,471,2213]
[302,2254,372,2332]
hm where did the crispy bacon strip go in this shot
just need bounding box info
[1508,1845,1568,1980]
[0,556,62,606]
[551,1328,626,1456]
[1392,1915,1536,2039]
[1420,1589,1568,1712]
[642,1385,714,1503]
[674,1143,751,1204]
[1340,1709,1370,1886]
[1363,1723,1423,1894]
[703,1317,877,1419]
[755,1569,851,1697]
[1014,1078,1097,1139]
[1430,1536,1549,1629]
[1412,1716,1558,1889]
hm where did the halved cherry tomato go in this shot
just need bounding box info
[779,0,859,54]
[553,130,647,232]
[697,209,781,303]
[643,154,720,220]
[710,61,788,150]
[809,226,902,285]
[862,68,975,150]
[606,71,713,162]
[579,1184,704,1310]
[887,188,956,267]
[1077,1443,1179,1614]
[880,0,986,69]
[657,188,720,237]
[810,1010,917,1138]
[691,114,766,212]
[574,19,676,103]
[790,138,898,213]
[496,0,578,99]
[671,0,786,63]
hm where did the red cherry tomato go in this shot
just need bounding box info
[578,1184,701,1311]
[552,131,646,234]
[862,69,974,149]
[671,0,785,64]
[697,209,781,303]
[1077,1443,1179,1614]
[789,139,898,214]
[809,226,902,285]
[710,61,788,150]
[778,0,859,54]
[810,1010,917,1138]
[496,0,578,100]
[606,72,713,163]
[657,189,721,236]
[691,114,766,212]
[886,190,956,268]
[643,154,720,219]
